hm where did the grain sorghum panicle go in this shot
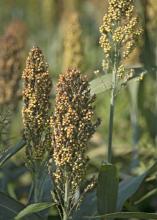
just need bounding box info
[146,0,157,36]
[51,68,100,214]
[62,11,83,71]
[5,20,27,49]
[99,0,143,77]
[22,46,52,165]
[0,20,27,109]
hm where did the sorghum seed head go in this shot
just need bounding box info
[51,68,100,211]
[99,0,143,73]
[62,11,83,71]
[22,46,52,165]
[0,21,27,109]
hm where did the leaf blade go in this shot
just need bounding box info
[86,211,157,219]
[117,161,157,211]
[0,140,26,167]
[0,192,41,220]
[15,202,54,220]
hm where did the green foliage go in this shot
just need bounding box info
[0,192,41,220]
[0,1,157,220]
[0,140,25,167]
[87,211,157,219]
[90,68,147,95]
[117,161,157,211]
[15,202,54,220]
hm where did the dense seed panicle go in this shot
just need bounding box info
[62,12,83,71]
[146,0,157,37]
[22,47,52,164]
[99,0,143,74]
[0,20,27,108]
[5,20,27,49]
[51,68,100,214]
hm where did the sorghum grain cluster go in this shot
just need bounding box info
[62,12,83,71]
[0,20,27,109]
[51,68,99,215]
[99,0,143,76]
[22,47,52,165]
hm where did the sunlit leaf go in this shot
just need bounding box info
[90,68,147,95]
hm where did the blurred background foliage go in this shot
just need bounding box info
[0,0,157,217]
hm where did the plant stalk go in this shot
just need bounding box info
[107,47,118,163]
[108,71,116,163]
[63,172,69,220]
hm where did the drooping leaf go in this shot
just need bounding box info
[15,202,54,220]
[117,161,157,211]
[97,164,118,215]
[90,74,112,95]
[0,140,26,167]
[0,192,41,220]
[86,211,157,219]
[90,68,147,95]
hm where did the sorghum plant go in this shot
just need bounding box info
[146,0,157,38]
[0,21,26,110]
[99,0,143,162]
[51,68,100,220]
[0,20,27,147]
[62,11,83,71]
[22,47,52,201]
[5,20,27,50]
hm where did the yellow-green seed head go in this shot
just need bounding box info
[99,0,143,73]
[62,12,83,71]
[22,46,52,165]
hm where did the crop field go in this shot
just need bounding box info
[0,0,157,220]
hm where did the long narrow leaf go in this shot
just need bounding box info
[0,140,26,167]
[117,161,157,211]
[15,202,54,220]
[0,192,41,220]
[86,211,157,219]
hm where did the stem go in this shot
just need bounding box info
[63,172,69,220]
[155,44,157,146]
[130,106,139,169]
[107,47,118,163]
[108,70,116,163]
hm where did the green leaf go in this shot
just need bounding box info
[0,140,26,167]
[135,188,157,205]
[89,68,147,95]
[15,202,54,220]
[73,191,97,220]
[90,74,112,95]
[117,161,157,211]
[86,211,157,219]
[0,192,41,220]
[97,164,118,215]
